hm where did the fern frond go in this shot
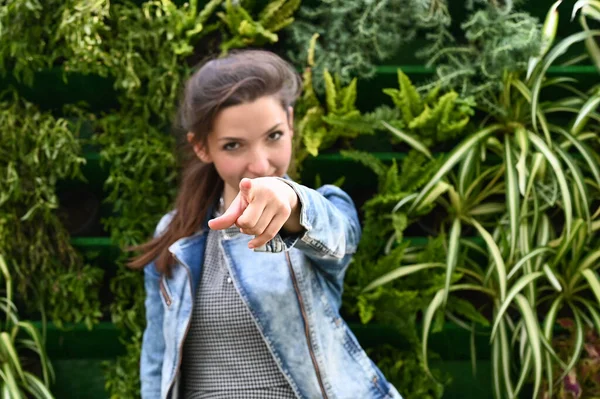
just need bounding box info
[197,0,223,24]
[302,126,327,156]
[322,113,376,135]
[262,0,300,29]
[365,106,402,128]
[440,116,470,138]
[437,91,458,127]
[269,17,294,32]
[424,83,442,106]
[398,69,423,124]
[340,78,358,114]
[259,0,285,23]
[408,104,433,132]
[323,69,338,113]
[340,150,387,177]
[382,160,401,194]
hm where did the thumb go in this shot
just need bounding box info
[208,193,244,230]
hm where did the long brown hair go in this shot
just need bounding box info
[128,50,302,275]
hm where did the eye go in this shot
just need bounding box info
[268,131,283,141]
[223,142,240,151]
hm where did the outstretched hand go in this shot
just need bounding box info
[208,177,302,249]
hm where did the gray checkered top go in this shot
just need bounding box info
[180,221,296,399]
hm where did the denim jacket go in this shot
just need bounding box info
[140,179,403,399]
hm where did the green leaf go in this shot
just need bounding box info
[505,136,520,262]
[528,132,573,236]
[557,307,584,383]
[554,146,591,227]
[258,0,285,23]
[471,219,507,301]
[469,322,477,376]
[443,219,461,307]
[555,126,600,188]
[341,78,357,113]
[362,263,445,292]
[526,0,562,79]
[571,89,600,134]
[492,334,502,399]
[569,248,600,289]
[581,269,600,304]
[0,332,25,382]
[1,364,20,399]
[458,146,477,196]
[507,247,554,280]
[513,294,542,399]
[543,264,562,292]
[339,150,387,177]
[17,322,52,385]
[498,318,514,398]
[397,69,423,124]
[448,297,490,327]
[515,128,529,195]
[541,296,562,399]
[391,213,407,243]
[23,372,54,399]
[422,289,445,380]
[514,346,533,398]
[531,29,600,132]
[580,8,600,72]
[469,203,505,216]
[416,181,450,212]
[491,272,544,340]
[323,69,337,113]
[409,125,502,214]
[551,219,585,269]
[581,299,600,335]
[381,121,432,159]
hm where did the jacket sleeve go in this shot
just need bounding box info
[257,179,362,282]
[140,261,165,399]
[140,213,173,399]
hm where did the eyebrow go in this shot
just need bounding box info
[218,123,282,142]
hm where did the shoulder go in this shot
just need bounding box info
[281,175,351,199]
[315,184,351,198]
[154,210,177,238]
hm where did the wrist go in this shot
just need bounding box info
[280,181,303,234]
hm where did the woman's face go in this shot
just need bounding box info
[190,95,294,205]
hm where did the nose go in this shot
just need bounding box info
[246,149,271,177]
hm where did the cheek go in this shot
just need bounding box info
[213,155,243,178]
[274,140,293,169]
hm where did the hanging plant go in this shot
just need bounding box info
[420,0,542,113]
[0,0,111,85]
[285,0,450,93]
[0,91,103,328]
[218,0,301,53]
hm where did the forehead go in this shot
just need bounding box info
[211,96,287,138]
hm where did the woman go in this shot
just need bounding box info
[129,49,403,399]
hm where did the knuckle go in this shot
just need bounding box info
[237,218,250,228]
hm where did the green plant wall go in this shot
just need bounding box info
[1,0,599,398]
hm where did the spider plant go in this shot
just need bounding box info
[0,255,54,398]
[363,2,600,398]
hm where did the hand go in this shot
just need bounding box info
[208,177,302,249]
